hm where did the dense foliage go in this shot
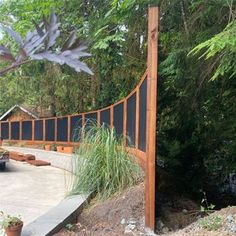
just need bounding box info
[0,0,235,198]
[157,0,236,198]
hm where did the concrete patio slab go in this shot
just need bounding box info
[0,161,70,227]
[0,147,89,236]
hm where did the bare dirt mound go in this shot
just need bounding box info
[55,183,146,236]
[167,206,236,236]
[55,183,236,236]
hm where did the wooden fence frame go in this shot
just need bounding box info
[0,6,158,231]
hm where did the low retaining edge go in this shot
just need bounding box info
[22,194,90,236]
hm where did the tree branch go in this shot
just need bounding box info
[180,0,190,36]
[0,60,32,76]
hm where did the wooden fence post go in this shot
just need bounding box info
[68,115,71,143]
[123,100,127,146]
[135,89,140,149]
[145,5,159,230]
[43,119,46,142]
[54,118,57,142]
[81,114,85,141]
[110,106,114,128]
[32,120,35,142]
[9,121,11,141]
[19,121,22,141]
[97,111,101,127]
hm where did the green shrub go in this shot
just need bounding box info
[0,211,22,229]
[65,223,76,231]
[70,123,143,200]
[51,143,57,151]
[199,215,222,231]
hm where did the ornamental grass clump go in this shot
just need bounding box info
[71,123,142,199]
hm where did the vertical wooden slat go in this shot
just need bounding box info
[9,121,11,140]
[43,119,46,142]
[68,115,71,143]
[0,122,3,140]
[19,121,22,140]
[110,106,114,128]
[82,114,85,127]
[81,114,85,141]
[55,118,57,142]
[145,6,159,230]
[123,100,127,146]
[97,111,101,127]
[32,120,35,141]
[135,88,140,149]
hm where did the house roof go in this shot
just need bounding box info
[0,105,39,121]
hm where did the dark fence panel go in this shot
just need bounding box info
[1,76,147,153]
[85,113,97,136]
[45,119,55,141]
[1,123,9,140]
[127,93,136,147]
[57,117,68,142]
[85,112,97,125]
[11,122,20,140]
[70,115,82,142]
[114,103,124,138]
[22,121,32,140]
[34,120,43,140]
[138,78,147,151]
[100,109,110,127]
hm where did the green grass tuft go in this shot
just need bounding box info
[70,123,143,200]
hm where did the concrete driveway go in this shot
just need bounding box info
[0,160,71,226]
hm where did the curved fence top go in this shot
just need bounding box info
[0,70,148,166]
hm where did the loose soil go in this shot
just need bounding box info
[54,182,236,236]
[168,206,236,236]
[55,183,146,236]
